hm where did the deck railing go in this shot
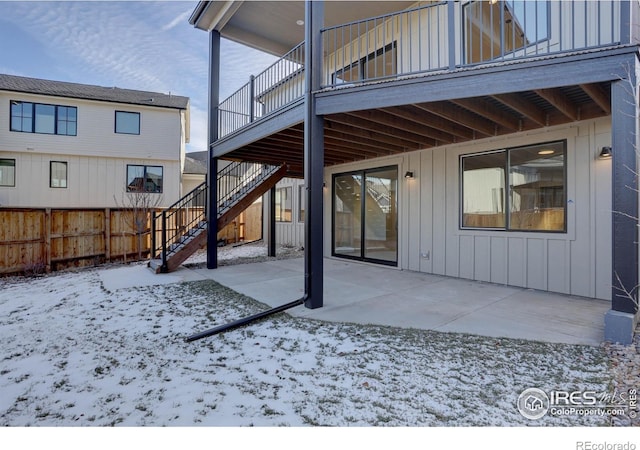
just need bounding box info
[218,42,305,138]
[217,0,622,138]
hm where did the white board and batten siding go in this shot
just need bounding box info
[325,118,613,300]
[0,92,185,208]
[265,177,305,248]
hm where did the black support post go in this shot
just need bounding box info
[611,76,639,314]
[605,62,640,344]
[207,30,221,270]
[268,186,276,257]
[303,0,324,309]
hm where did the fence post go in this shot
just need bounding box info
[44,208,51,273]
[105,208,111,261]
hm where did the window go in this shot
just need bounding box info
[275,187,292,222]
[10,101,33,132]
[115,111,140,134]
[127,165,163,193]
[10,101,76,135]
[333,166,398,265]
[333,42,397,84]
[50,161,68,188]
[464,0,549,64]
[57,106,77,136]
[298,184,305,222]
[461,140,566,232]
[35,104,55,134]
[0,159,15,187]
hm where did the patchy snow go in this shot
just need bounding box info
[184,242,303,267]
[0,264,615,427]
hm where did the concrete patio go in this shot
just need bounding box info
[182,257,609,346]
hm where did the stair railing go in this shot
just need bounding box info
[151,180,208,269]
[152,160,282,272]
[217,162,280,217]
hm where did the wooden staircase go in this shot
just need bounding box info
[149,162,287,273]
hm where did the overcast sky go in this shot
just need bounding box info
[0,0,279,152]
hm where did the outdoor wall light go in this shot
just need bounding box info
[404,171,414,179]
[599,146,612,159]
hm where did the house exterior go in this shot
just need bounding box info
[190,0,640,344]
[0,74,190,208]
[183,151,208,194]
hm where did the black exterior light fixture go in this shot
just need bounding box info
[404,171,414,179]
[599,146,612,159]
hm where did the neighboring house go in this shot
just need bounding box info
[190,1,640,343]
[183,151,208,194]
[0,74,190,208]
[273,177,305,248]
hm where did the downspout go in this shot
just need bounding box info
[186,0,324,342]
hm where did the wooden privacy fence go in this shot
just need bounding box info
[0,208,154,275]
[0,205,263,275]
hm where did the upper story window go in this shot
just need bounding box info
[127,164,163,193]
[10,101,77,136]
[115,111,140,135]
[0,159,16,187]
[464,0,549,64]
[333,42,397,85]
[57,106,77,136]
[461,140,566,232]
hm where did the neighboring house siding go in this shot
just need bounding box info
[0,151,180,208]
[182,173,205,196]
[0,92,184,207]
[264,177,305,248]
[0,94,182,160]
[324,118,612,300]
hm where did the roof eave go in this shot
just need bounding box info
[189,1,242,32]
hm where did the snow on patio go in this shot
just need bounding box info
[0,263,613,426]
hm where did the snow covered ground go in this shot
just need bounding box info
[184,242,303,267]
[0,262,616,427]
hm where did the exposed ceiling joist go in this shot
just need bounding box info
[345,109,453,145]
[451,98,520,131]
[534,88,579,121]
[492,93,547,126]
[330,113,429,149]
[389,105,476,140]
[326,121,415,152]
[580,83,611,114]
[414,101,495,137]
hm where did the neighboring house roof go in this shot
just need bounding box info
[186,151,209,164]
[0,73,189,110]
[184,155,208,175]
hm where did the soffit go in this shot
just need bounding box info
[192,1,415,56]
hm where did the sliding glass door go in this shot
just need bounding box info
[333,166,398,265]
